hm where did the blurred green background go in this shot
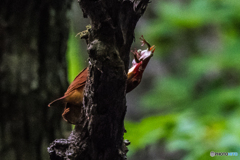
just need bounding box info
[68,0,240,159]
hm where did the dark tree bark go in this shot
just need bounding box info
[48,0,149,160]
[0,0,72,160]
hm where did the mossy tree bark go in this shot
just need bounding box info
[0,0,72,160]
[48,0,150,160]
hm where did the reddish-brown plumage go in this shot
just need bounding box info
[48,68,88,124]
[48,68,88,107]
[49,36,155,124]
[126,61,143,93]
[64,68,88,98]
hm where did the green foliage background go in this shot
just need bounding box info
[124,0,240,159]
[67,26,83,83]
[67,0,240,159]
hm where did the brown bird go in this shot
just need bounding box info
[48,36,155,124]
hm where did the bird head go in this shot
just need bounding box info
[131,35,155,71]
[127,36,155,80]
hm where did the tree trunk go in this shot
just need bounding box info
[48,0,149,160]
[0,0,72,160]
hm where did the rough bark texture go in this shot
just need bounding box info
[0,0,72,160]
[48,0,149,160]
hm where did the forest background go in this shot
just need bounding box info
[1,0,240,160]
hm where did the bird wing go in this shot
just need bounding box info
[48,67,88,107]
[64,67,88,97]
[48,96,66,107]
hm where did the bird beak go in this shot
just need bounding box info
[150,45,155,53]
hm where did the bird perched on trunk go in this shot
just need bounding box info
[48,35,155,124]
